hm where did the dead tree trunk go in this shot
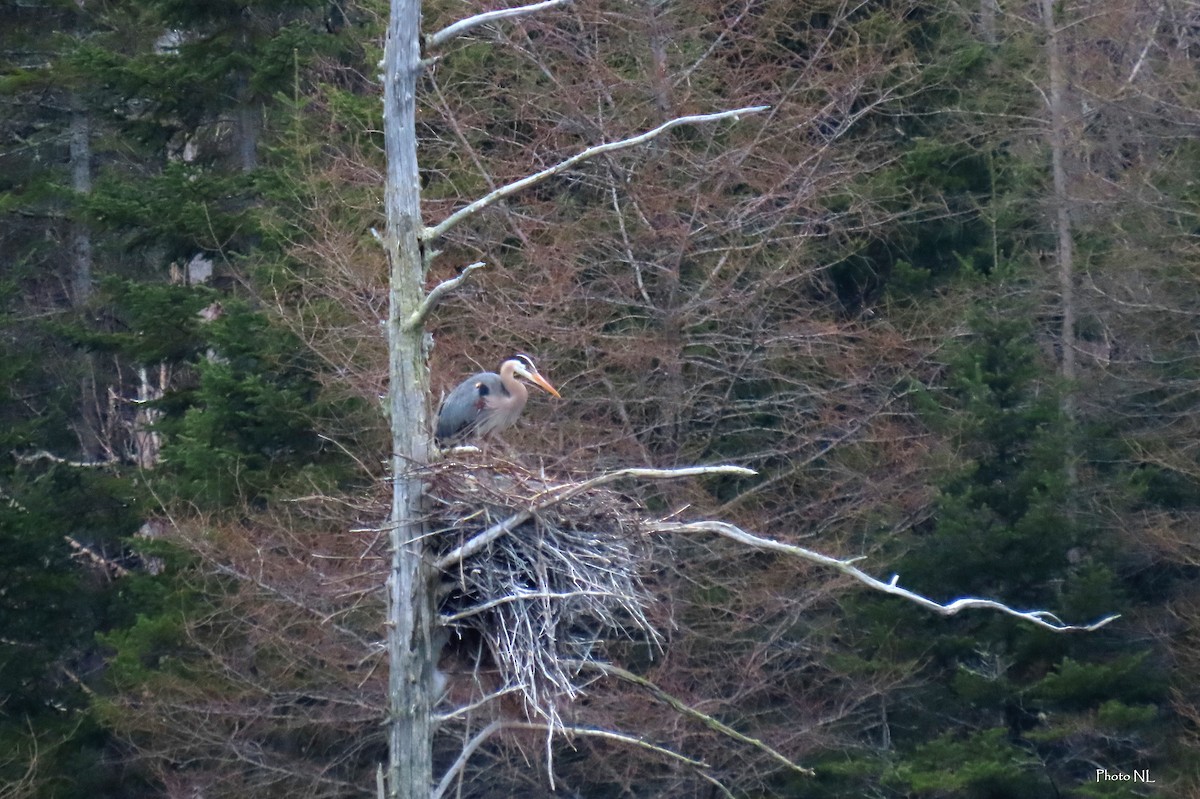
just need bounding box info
[70,94,92,304]
[980,0,998,45]
[382,0,435,796]
[1041,0,1075,391]
[69,91,106,460]
[1040,0,1078,485]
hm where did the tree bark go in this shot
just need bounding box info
[234,66,259,172]
[1040,0,1078,487]
[70,93,92,304]
[1041,0,1074,394]
[979,0,998,46]
[69,90,106,459]
[383,0,435,797]
[235,98,260,173]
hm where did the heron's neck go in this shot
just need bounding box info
[500,362,528,400]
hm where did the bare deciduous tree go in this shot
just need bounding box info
[376,2,1115,797]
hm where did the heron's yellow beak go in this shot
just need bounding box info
[527,372,561,399]
[514,363,561,398]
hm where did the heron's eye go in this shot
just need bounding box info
[475,382,490,396]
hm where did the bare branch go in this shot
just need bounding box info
[432,720,707,799]
[441,589,618,623]
[13,450,111,468]
[529,465,756,509]
[64,535,130,578]
[427,0,572,50]
[434,465,755,571]
[572,660,814,777]
[650,520,1120,632]
[432,720,504,799]
[60,666,96,697]
[1125,1,1165,87]
[433,686,523,724]
[699,773,737,799]
[423,106,770,242]
[404,261,486,332]
[208,560,374,647]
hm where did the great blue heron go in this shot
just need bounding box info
[435,354,561,443]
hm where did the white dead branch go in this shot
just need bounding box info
[426,0,573,50]
[422,452,1118,795]
[648,519,1121,632]
[423,107,770,242]
[435,464,756,571]
[404,260,486,332]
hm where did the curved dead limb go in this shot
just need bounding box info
[650,520,1120,632]
[404,261,486,332]
[571,660,814,777]
[433,686,523,725]
[432,720,504,799]
[427,0,572,50]
[423,107,769,242]
[435,465,754,571]
[699,772,737,799]
[432,720,708,799]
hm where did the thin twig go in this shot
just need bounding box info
[528,465,757,513]
[427,0,572,49]
[650,520,1120,632]
[697,771,737,799]
[424,106,769,242]
[512,721,707,766]
[571,660,814,776]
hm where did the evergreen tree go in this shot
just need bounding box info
[2,0,363,794]
[810,306,1164,799]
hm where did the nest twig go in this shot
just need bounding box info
[425,453,660,728]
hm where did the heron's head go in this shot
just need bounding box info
[510,354,561,398]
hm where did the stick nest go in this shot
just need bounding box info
[425,453,660,724]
